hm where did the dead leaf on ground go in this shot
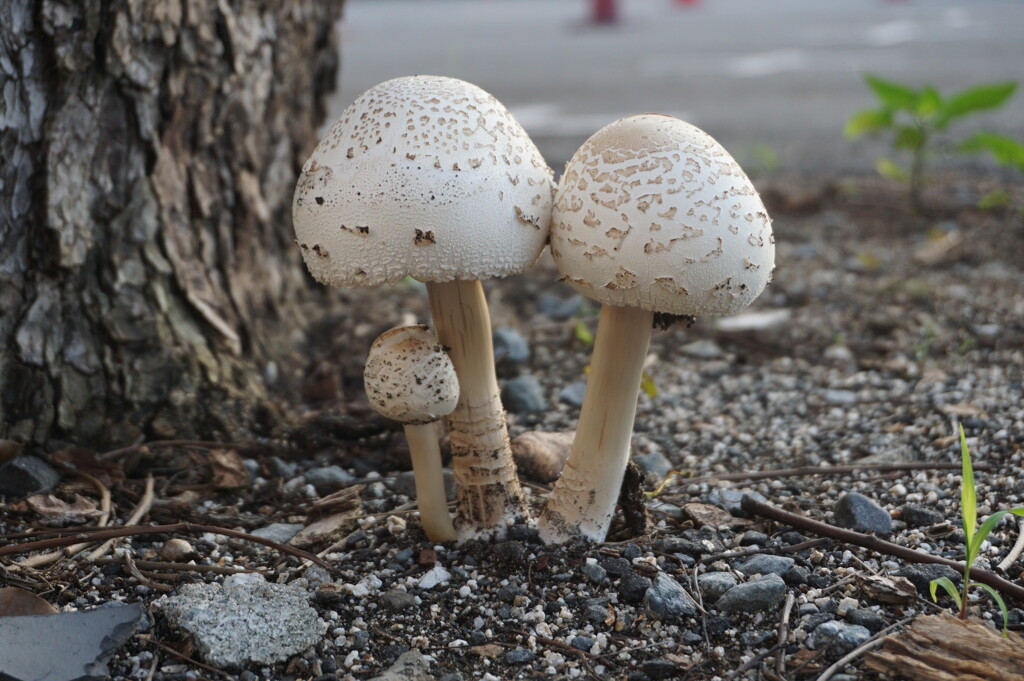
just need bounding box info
[682,502,747,529]
[289,511,359,549]
[309,485,364,520]
[0,440,23,464]
[209,449,249,490]
[0,587,58,617]
[940,403,987,418]
[26,493,101,524]
[859,574,918,604]
[49,447,125,487]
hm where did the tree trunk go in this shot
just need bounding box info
[0,0,344,449]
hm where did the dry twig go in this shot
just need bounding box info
[742,496,1024,604]
[87,474,155,561]
[997,516,1024,572]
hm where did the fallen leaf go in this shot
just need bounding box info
[682,502,740,529]
[49,447,124,487]
[859,574,918,604]
[289,511,359,549]
[209,449,249,490]
[0,587,58,617]
[940,403,987,418]
[26,493,100,524]
[0,440,23,465]
[309,485,364,520]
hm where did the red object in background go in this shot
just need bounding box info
[592,0,617,23]
[675,0,701,5]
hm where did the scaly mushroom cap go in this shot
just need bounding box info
[293,76,555,287]
[364,325,459,425]
[550,114,774,316]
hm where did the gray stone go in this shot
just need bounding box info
[739,530,768,546]
[250,523,304,544]
[697,572,738,603]
[833,492,892,535]
[892,564,961,595]
[680,339,723,359]
[584,604,609,623]
[707,488,767,517]
[0,455,60,497]
[642,658,678,680]
[159,575,326,667]
[537,293,582,320]
[900,504,943,527]
[304,466,356,495]
[824,389,858,405]
[633,450,673,484]
[504,648,536,664]
[501,375,547,413]
[643,573,698,621]
[267,456,297,478]
[391,469,456,501]
[618,572,652,605]
[381,589,417,613]
[810,621,872,658]
[717,574,788,613]
[734,554,796,577]
[558,381,587,407]
[659,527,726,557]
[846,609,887,633]
[367,650,433,681]
[571,636,594,651]
[493,327,530,364]
[0,603,142,681]
[581,562,607,584]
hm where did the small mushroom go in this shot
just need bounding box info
[294,76,555,539]
[364,325,459,543]
[539,114,775,544]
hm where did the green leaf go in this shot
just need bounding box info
[916,86,943,117]
[640,370,658,398]
[969,509,1013,565]
[930,577,963,610]
[938,81,1017,126]
[894,126,926,151]
[976,583,1010,635]
[573,320,595,346]
[978,189,1011,211]
[844,108,893,138]
[960,425,976,545]
[876,157,909,182]
[865,74,920,111]
[960,131,1024,170]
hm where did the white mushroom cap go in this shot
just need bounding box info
[293,75,555,287]
[364,325,459,425]
[550,114,774,316]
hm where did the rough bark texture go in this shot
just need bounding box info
[865,613,1024,681]
[0,0,344,448]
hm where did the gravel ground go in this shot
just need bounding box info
[1,172,1023,681]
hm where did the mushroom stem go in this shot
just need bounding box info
[426,279,529,539]
[403,423,458,542]
[539,304,654,543]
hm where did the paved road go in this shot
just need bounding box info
[329,0,1024,172]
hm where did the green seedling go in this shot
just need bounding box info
[845,75,1017,210]
[929,425,1024,635]
[960,131,1024,223]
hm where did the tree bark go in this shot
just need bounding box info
[0,0,344,448]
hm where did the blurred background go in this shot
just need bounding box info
[328,0,1024,175]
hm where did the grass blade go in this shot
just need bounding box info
[960,425,976,544]
[976,583,1011,635]
[930,576,963,610]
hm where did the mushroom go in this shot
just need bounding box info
[538,114,775,543]
[364,325,459,543]
[293,76,555,539]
